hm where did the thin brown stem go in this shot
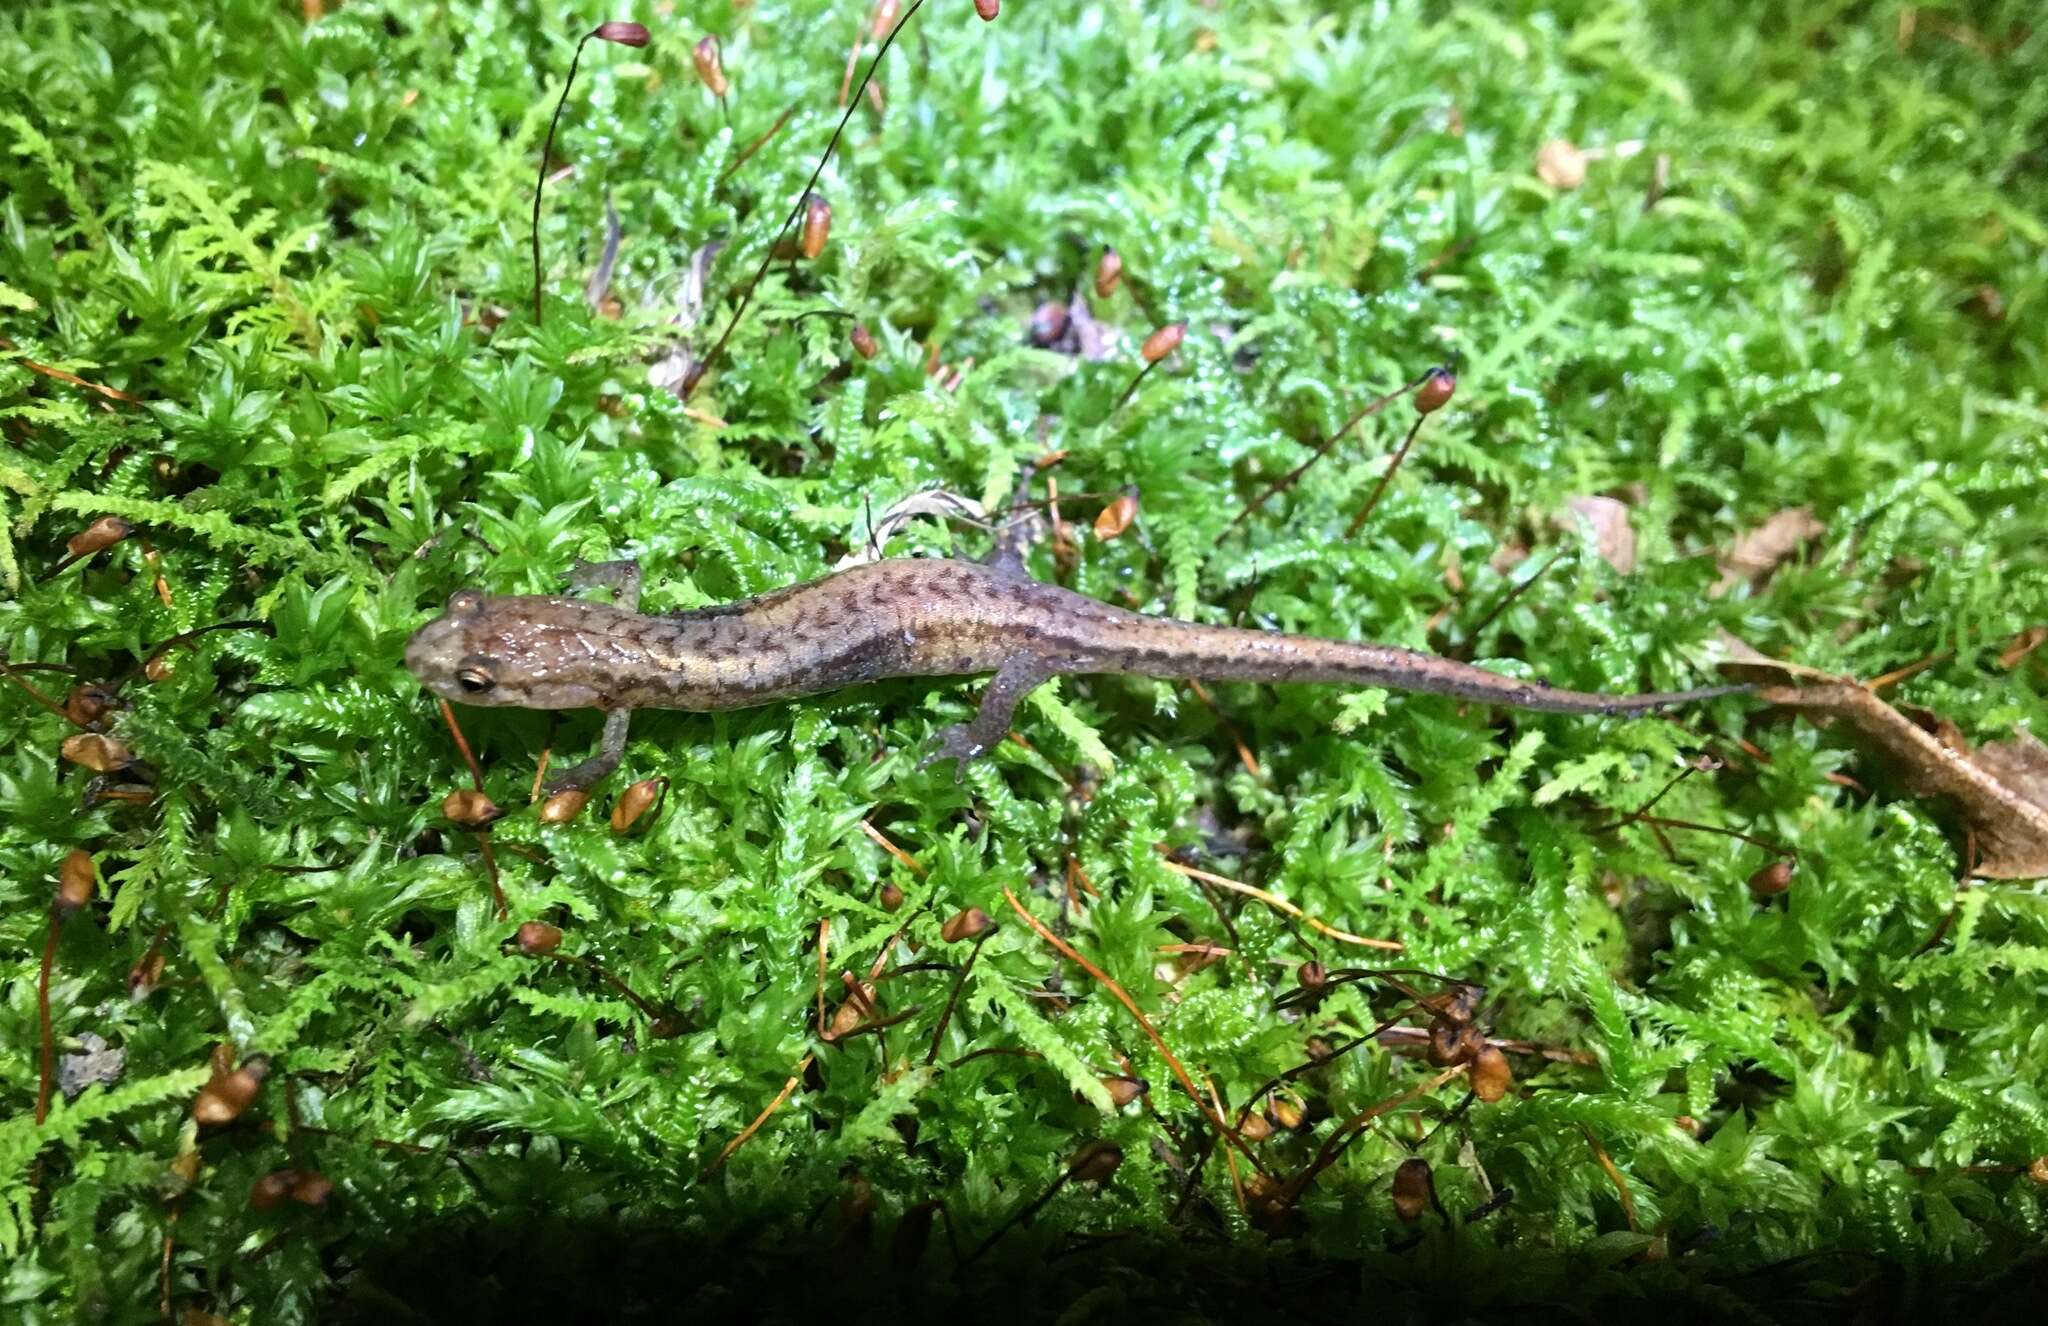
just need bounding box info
[534,30,602,326]
[719,103,798,181]
[1002,886,1267,1176]
[688,0,925,398]
[1343,410,1429,539]
[702,1054,813,1179]
[1217,375,1422,544]
[1281,1065,1466,1204]
[1454,548,1571,658]
[926,932,990,1065]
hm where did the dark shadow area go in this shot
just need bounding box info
[324,1200,2048,1326]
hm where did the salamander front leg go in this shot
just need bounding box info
[920,655,1059,780]
[565,558,643,612]
[541,708,634,795]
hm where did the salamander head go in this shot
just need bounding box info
[404,589,609,710]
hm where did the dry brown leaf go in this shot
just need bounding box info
[1718,632,2048,879]
[1556,496,1636,575]
[1714,506,1824,595]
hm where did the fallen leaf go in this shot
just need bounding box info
[1714,507,1824,595]
[1718,634,2048,879]
[1556,496,1636,575]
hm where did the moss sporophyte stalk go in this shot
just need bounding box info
[2,0,2046,1318]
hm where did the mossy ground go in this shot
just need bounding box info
[3,0,2046,1320]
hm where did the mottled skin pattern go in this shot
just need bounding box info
[405,557,1743,791]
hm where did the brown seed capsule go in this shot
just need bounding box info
[1069,1140,1123,1184]
[1269,1097,1305,1130]
[825,983,879,1041]
[61,732,134,773]
[56,849,95,915]
[1297,960,1328,992]
[1305,1036,1336,1063]
[288,1169,334,1206]
[441,788,503,828]
[1093,247,1122,298]
[610,778,665,832]
[693,36,729,97]
[871,0,901,38]
[63,684,122,727]
[516,921,563,955]
[250,1169,297,1213]
[66,515,137,559]
[2029,1156,2048,1186]
[1470,1045,1513,1103]
[1414,367,1456,415]
[594,20,650,47]
[1100,1075,1149,1109]
[800,193,832,261]
[1748,860,1795,897]
[1391,1157,1434,1223]
[1674,1115,1701,1137]
[1140,322,1185,364]
[193,1057,268,1126]
[851,323,879,359]
[940,907,995,943]
[1093,490,1138,541]
[975,0,1000,20]
[538,788,591,824]
[1427,1016,1462,1066]
[128,949,166,1001]
[878,881,905,912]
[1238,1112,1272,1143]
[1028,300,1068,346]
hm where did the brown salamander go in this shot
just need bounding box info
[403,555,1743,793]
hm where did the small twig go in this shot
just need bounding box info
[687,0,925,397]
[702,1054,814,1178]
[1157,858,1401,951]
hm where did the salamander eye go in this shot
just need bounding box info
[456,666,495,693]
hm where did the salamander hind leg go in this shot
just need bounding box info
[919,655,1059,781]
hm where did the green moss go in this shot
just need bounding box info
[3,0,2045,1318]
